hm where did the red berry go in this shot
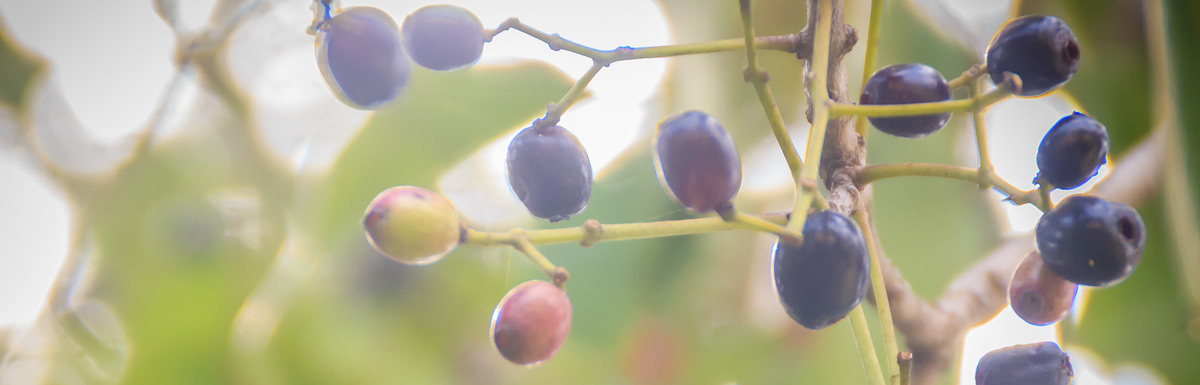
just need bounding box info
[1009,251,1078,326]
[490,280,572,366]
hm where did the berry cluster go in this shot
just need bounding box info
[336,2,1145,382]
[311,2,484,109]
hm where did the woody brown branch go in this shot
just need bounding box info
[803,1,1167,385]
[802,0,863,216]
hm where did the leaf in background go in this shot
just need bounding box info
[1163,0,1200,320]
[0,15,41,111]
[304,61,574,250]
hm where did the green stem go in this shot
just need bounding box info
[731,211,802,244]
[540,61,604,127]
[464,212,790,247]
[828,84,1012,118]
[856,163,979,185]
[855,162,1050,211]
[1038,183,1054,211]
[739,0,805,184]
[854,210,900,385]
[946,64,987,90]
[849,305,888,385]
[509,233,557,279]
[854,0,885,138]
[495,18,801,63]
[968,78,996,186]
[787,0,834,234]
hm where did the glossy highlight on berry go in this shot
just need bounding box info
[975,342,1072,385]
[362,186,460,265]
[986,15,1080,97]
[772,211,870,330]
[1009,251,1078,326]
[402,4,486,71]
[653,111,742,213]
[491,280,572,366]
[507,124,593,222]
[316,7,410,109]
[1035,195,1145,286]
[859,63,952,138]
[1035,112,1108,189]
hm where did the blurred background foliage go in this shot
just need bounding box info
[0,0,1197,384]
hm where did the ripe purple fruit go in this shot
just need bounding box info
[316,7,410,109]
[506,125,593,222]
[401,5,485,71]
[986,15,1081,97]
[491,280,572,366]
[976,342,1072,385]
[653,111,742,213]
[362,186,460,265]
[1035,195,1145,286]
[859,63,952,138]
[772,211,870,330]
[1035,112,1109,189]
[1009,251,1078,326]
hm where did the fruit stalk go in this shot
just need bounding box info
[849,305,888,385]
[539,62,604,129]
[853,162,1049,210]
[855,210,901,385]
[490,18,809,63]
[853,0,885,138]
[787,0,836,233]
[945,64,986,90]
[827,85,1013,117]
[738,0,807,194]
[463,212,790,247]
[509,232,559,281]
[967,78,997,190]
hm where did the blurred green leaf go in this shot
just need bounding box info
[0,15,42,110]
[305,62,575,252]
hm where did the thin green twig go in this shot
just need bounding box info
[786,0,835,234]
[464,212,790,247]
[853,0,885,138]
[539,61,605,128]
[828,84,1013,118]
[854,162,1050,211]
[849,305,888,385]
[854,210,900,385]
[509,232,557,279]
[492,18,801,64]
[739,0,805,184]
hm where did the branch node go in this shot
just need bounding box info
[580,219,603,247]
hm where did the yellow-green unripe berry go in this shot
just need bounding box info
[362,186,460,265]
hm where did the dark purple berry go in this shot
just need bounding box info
[976,342,1072,385]
[491,280,572,366]
[1035,112,1108,189]
[859,63,952,138]
[1009,251,1078,326]
[772,211,870,330]
[316,7,410,109]
[401,5,485,71]
[986,15,1080,97]
[506,125,593,222]
[653,111,742,213]
[1036,195,1145,286]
